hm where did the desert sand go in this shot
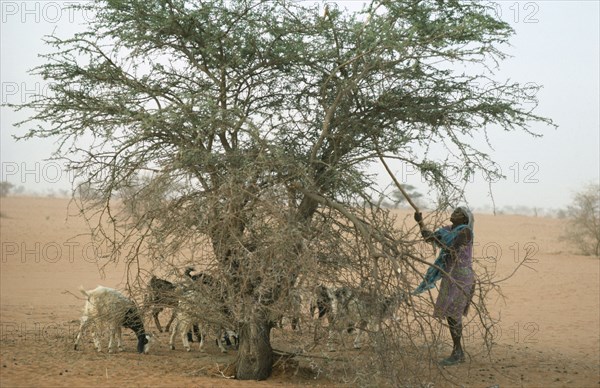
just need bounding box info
[1,196,599,387]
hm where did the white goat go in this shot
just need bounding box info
[74,286,152,354]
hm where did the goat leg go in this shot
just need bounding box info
[152,308,164,332]
[164,310,177,333]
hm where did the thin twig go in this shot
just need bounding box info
[272,348,346,362]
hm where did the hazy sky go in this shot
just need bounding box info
[1,1,598,211]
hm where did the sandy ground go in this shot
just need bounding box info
[1,196,599,387]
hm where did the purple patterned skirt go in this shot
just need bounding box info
[434,243,474,322]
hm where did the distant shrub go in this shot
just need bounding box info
[563,184,600,257]
[0,181,14,197]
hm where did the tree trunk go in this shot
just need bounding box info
[235,313,273,380]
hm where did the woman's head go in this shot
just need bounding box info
[451,206,474,229]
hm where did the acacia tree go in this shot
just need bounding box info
[13,0,552,382]
[391,185,423,208]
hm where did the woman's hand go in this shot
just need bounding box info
[414,212,423,223]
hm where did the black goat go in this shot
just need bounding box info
[146,276,179,333]
[146,268,209,334]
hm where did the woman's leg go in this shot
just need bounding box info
[442,317,465,364]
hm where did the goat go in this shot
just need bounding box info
[146,276,179,333]
[184,267,214,284]
[274,288,303,332]
[145,267,211,333]
[74,286,152,354]
[317,285,404,350]
[168,286,237,353]
[312,284,333,320]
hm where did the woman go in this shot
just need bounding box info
[413,206,475,366]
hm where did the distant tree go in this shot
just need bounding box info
[391,185,422,208]
[0,181,14,197]
[564,184,600,257]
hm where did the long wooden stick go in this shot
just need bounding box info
[376,152,420,213]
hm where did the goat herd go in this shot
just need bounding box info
[73,268,406,355]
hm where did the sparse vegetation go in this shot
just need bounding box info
[563,184,600,257]
[0,181,14,197]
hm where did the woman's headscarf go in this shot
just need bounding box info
[455,205,474,231]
